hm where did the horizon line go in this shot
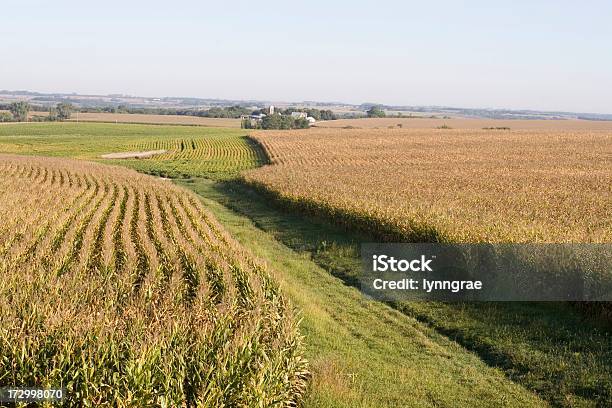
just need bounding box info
[1,88,611,117]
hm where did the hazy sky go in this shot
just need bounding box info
[2,0,611,113]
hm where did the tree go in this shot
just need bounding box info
[294,118,310,129]
[9,101,30,122]
[0,112,13,122]
[261,113,283,129]
[241,118,259,129]
[279,115,294,129]
[56,103,73,120]
[304,109,320,121]
[320,109,336,120]
[47,107,59,121]
[366,106,386,118]
[260,113,310,130]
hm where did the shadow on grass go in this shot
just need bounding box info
[181,177,612,407]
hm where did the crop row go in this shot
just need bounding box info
[124,136,268,178]
[245,128,612,243]
[0,154,307,406]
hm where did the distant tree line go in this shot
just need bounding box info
[0,102,339,124]
[0,102,74,122]
[242,113,310,130]
[0,111,13,122]
[0,102,31,122]
[78,105,339,121]
[366,106,386,118]
[47,103,74,121]
[0,103,48,112]
[270,107,336,121]
[79,105,254,118]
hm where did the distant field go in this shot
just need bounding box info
[0,154,306,406]
[0,123,264,179]
[69,112,242,127]
[246,128,612,243]
[315,117,612,130]
[0,110,242,127]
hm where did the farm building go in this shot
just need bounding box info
[291,111,316,123]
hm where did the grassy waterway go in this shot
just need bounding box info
[178,178,612,407]
[177,178,546,407]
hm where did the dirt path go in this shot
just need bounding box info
[100,150,167,159]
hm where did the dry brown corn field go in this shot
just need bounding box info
[245,128,612,243]
[0,154,307,406]
[314,117,612,131]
